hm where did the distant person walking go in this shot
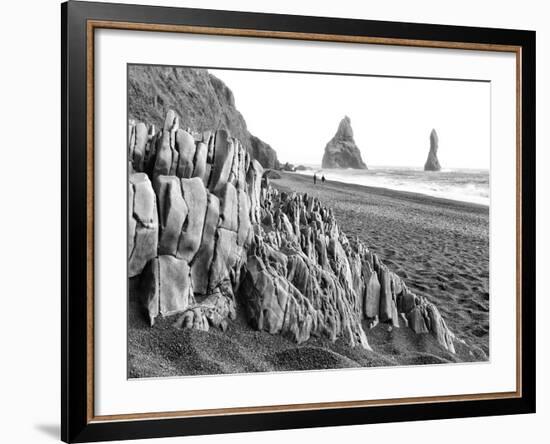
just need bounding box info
[322,175,326,183]
[313,173,317,185]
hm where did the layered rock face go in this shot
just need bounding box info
[129,111,251,329]
[129,66,279,169]
[129,111,455,354]
[322,116,367,169]
[424,129,441,171]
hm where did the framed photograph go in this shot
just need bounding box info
[61,1,536,442]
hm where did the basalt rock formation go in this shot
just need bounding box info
[322,116,367,169]
[280,162,296,172]
[129,65,279,169]
[424,129,441,171]
[129,110,455,354]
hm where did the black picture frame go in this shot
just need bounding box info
[61,1,536,442]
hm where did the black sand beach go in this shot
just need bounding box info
[128,172,489,378]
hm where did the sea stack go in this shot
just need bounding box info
[424,129,441,171]
[322,116,367,169]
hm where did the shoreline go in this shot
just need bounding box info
[284,171,489,209]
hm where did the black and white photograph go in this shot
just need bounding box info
[0,0,542,442]
[127,64,490,378]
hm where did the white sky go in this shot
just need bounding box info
[210,69,490,170]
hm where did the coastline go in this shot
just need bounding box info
[285,171,489,210]
[293,169,490,206]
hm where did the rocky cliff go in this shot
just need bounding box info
[322,116,367,169]
[129,111,456,354]
[424,129,441,171]
[129,65,279,169]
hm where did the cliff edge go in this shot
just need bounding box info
[129,65,279,169]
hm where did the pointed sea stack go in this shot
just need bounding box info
[424,129,441,171]
[322,116,367,169]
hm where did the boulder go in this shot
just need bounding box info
[128,173,158,277]
[174,283,237,332]
[141,255,195,324]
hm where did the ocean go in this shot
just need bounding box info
[297,166,489,206]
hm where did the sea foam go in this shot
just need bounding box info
[297,166,489,206]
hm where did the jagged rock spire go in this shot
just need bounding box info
[322,116,367,169]
[424,128,441,171]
